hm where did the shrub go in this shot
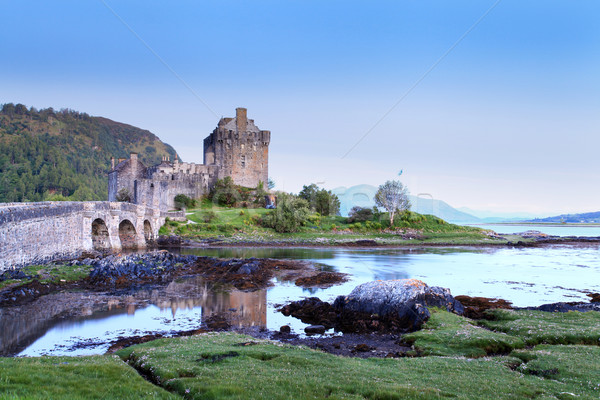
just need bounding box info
[174,194,197,210]
[262,193,310,233]
[347,222,358,232]
[307,214,321,226]
[251,215,262,226]
[217,224,235,233]
[399,210,424,224]
[201,211,217,223]
[365,221,382,230]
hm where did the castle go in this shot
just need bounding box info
[108,108,270,211]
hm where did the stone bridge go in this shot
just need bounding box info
[0,201,171,271]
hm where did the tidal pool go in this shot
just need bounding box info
[2,244,599,357]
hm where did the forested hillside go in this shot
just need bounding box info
[0,103,178,202]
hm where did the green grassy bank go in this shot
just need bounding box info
[159,205,511,246]
[0,263,92,291]
[2,309,599,399]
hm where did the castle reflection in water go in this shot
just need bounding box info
[0,276,266,356]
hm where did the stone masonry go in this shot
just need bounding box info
[0,201,167,271]
[108,108,270,211]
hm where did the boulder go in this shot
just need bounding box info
[333,279,463,332]
[454,295,512,320]
[587,293,600,303]
[237,262,260,275]
[305,325,327,335]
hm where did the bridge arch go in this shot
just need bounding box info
[91,218,110,251]
[143,219,153,244]
[0,201,168,271]
[118,219,138,250]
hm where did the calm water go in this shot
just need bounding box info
[470,223,600,237]
[2,244,599,357]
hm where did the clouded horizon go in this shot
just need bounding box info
[2,1,599,216]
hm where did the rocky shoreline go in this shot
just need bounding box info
[0,251,347,307]
[108,280,600,360]
[1,249,599,359]
[158,234,600,249]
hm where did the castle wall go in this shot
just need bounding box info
[108,154,146,203]
[139,163,219,211]
[210,108,270,188]
[109,108,270,211]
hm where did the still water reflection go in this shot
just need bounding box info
[2,245,599,357]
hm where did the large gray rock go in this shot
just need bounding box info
[333,279,464,332]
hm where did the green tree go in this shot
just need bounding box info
[210,176,239,207]
[69,186,96,201]
[15,103,28,115]
[0,103,178,202]
[315,189,340,216]
[374,180,410,226]
[268,177,276,190]
[253,181,268,207]
[298,183,319,208]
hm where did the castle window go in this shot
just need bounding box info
[241,155,246,168]
[150,183,154,188]
[241,144,245,150]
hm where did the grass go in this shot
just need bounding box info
[511,344,600,393]
[480,309,600,345]
[111,332,600,399]
[0,355,175,399]
[404,308,525,357]
[2,309,600,399]
[159,205,505,246]
[0,263,92,290]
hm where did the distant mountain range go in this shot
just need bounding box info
[525,211,600,224]
[456,207,549,223]
[331,184,480,223]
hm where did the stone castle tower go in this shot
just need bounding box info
[108,108,270,211]
[204,107,270,187]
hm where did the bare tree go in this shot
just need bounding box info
[374,180,410,226]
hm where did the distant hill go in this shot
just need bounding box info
[0,103,178,202]
[526,211,600,224]
[331,184,480,223]
[456,207,550,223]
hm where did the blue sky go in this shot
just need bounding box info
[2,1,599,215]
